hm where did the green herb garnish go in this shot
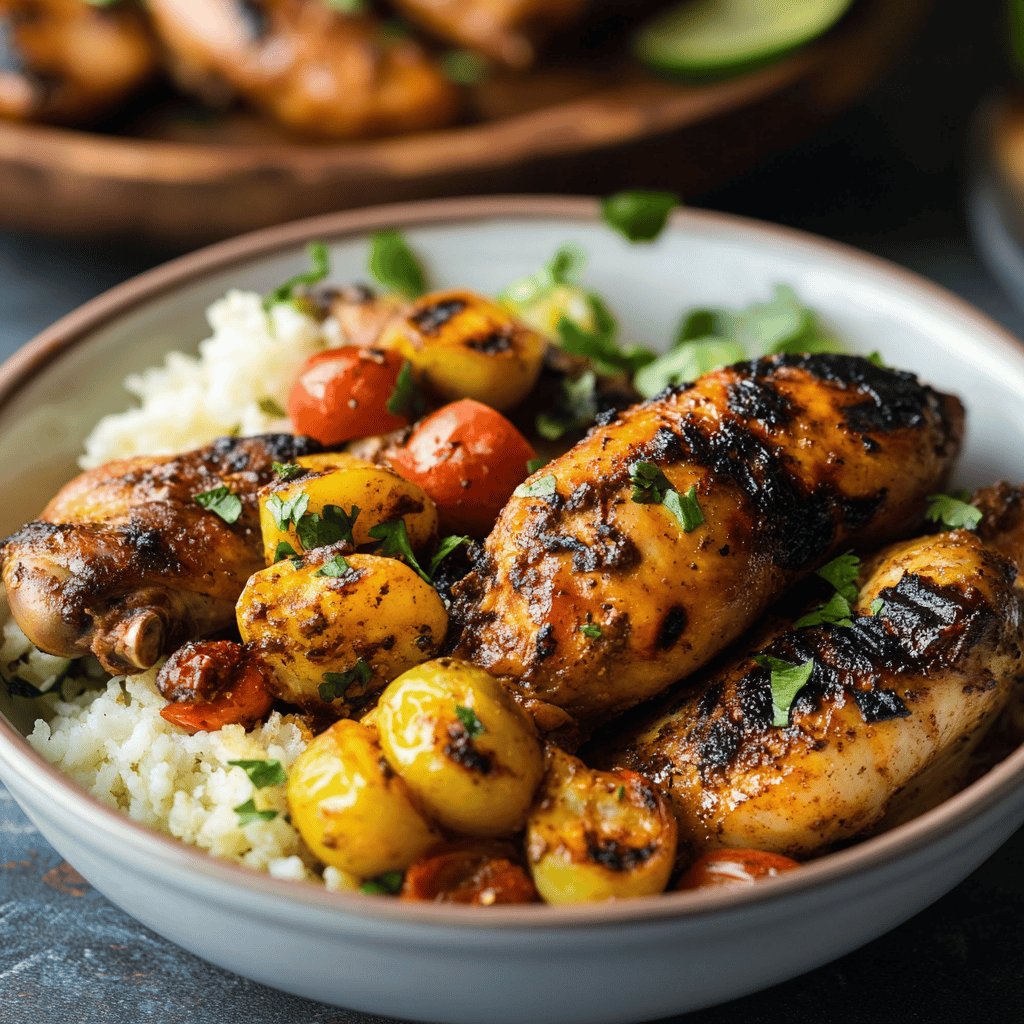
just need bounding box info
[228,759,286,789]
[272,461,304,482]
[601,189,680,243]
[439,49,490,85]
[315,554,352,577]
[266,491,310,532]
[386,360,425,421]
[793,591,854,630]
[629,463,704,533]
[926,492,983,531]
[815,551,861,603]
[258,397,286,418]
[870,598,885,616]
[616,785,626,801]
[194,485,242,525]
[455,703,485,737]
[499,243,586,307]
[273,540,303,566]
[536,370,599,440]
[325,0,369,11]
[513,474,557,498]
[359,871,404,896]
[263,242,331,311]
[634,338,746,398]
[579,623,602,639]
[754,655,815,728]
[368,229,426,299]
[556,296,655,376]
[296,504,360,552]
[234,799,278,826]
[429,535,471,578]
[368,518,429,582]
[318,659,372,702]
[663,485,705,533]
[525,457,547,474]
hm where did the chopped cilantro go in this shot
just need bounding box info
[296,504,360,552]
[454,703,485,737]
[318,659,372,702]
[616,785,626,801]
[556,296,655,376]
[513,474,557,498]
[272,461,304,482]
[368,229,426,299]
[258,397,286,418]
[233,798,278,826]
[428,535,471,578]
[359,871,404,896]
[754,655,815,728]
[525,457,547,474]
[386,360,425,421]
[629,463,704,533]
[579,623,602,639]
[926,492,983,531]
[263,241,331,311]
[315,554,352,577]
[663,485,704,533]
[273,540,302,566]
[368,518,429,582]
[194,485,242,525]
[266,491,310,532]
[228,759,286,789]
[793,591,854,630]
[601,189,680,243]
[815,551,861,603]
[634,338,746,399]
[870,598,885,616]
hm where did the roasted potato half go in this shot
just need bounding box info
[287,720,440,877]
[526,748,677,904]
[376,659,544,837]
[380,290,545,411]
[259,457,437,563]
[236,550,448,713]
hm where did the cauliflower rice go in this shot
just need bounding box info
[7,289,360,888]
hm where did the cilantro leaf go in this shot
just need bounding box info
[870,598,885,616]
[296,504,359,552]
[579,623,602,639]
[629,461,671,503]
[633,338,746,399]
[272,461,304,482]
[536,370,599,440]
[499,243,587,307]
[754,655,815,727]
[601,189,680,243]
[793,591,854,630]
[315,553,352,578]
[194,485,242,525]
[513,474,557,498]
[368,518,430,582]
[228,759,286,789]
[454,703,485,737]
[258,397,286,418]
[368,229,426,299]
[234,798,278,826]
[266,491,310,532]
[318,659,372,702]
[556,296,655,376]
[386,360,425,421]
[525,457,547,474]
[926,492,983,531]
[428,535,471,578]
[359,871,404,896]
[263,242,331,311]
[273,540,302,565]
[815,552,861,603]
[663,485,704,533]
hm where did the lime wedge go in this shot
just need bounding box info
[634,0,855,77]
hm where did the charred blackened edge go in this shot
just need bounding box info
[209,433,322,474]
[410,297,467,334]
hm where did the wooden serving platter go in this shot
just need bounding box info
[0,0,928,246]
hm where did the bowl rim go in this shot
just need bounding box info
[1,193,1023,932]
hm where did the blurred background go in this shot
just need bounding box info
[2,1,1024,1022]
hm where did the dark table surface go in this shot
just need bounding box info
[3,3,1024,1022]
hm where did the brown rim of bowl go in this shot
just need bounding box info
[1,195,1023,932]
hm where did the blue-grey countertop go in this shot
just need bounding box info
[2,3,1024,1021]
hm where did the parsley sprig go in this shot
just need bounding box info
[454,703,485,738]
[234,798,277,826]
[369,518,430,582]
[228,759,286,789]
[513,474,557,499]
[794,551,861,630]
[194,485,242,525]
[629,462,704,534]
[263,242,331,311]
[754,654,815,728]
[319,659,372,702]
[368,229,426,299]
[926,491,983,531]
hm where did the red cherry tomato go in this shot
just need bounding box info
[676,849,800,890]
[401,842,538,905]
[158,641,273,734]
[386,399,537,536]
[287,346,409,446]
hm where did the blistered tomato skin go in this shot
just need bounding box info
[526,749,677,904]
[401,842,539,905]
[676,849,800,890]
[386,399,537,536]
[287,346,409,446]
[375,658,544,837]
[287,719,440,877]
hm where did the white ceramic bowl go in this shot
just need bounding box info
[1,197,1023,1024]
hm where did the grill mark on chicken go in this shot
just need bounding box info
[410,298,467,334]
[453,355,962,724]
[597,528,1022,857]
[656,606,687,650]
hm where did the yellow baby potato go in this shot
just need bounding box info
[287,719,440,877]
[380,289,545,411]
[259,460,437,564]
[236,552,448,713]
[375,658,543,838]
[526,748,677,904]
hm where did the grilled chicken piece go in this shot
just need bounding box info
[451,354,963,726]
[596,525,1024,858]
[393,0,587,67]
[145,0,460,139]
[0,434,319,675]
[0,0,156,124]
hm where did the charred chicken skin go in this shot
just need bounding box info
[0,0,156,124]
[597,525,1024,858]
[0,434,319,675]
[145,0,460,139]
[451,354,963,726]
